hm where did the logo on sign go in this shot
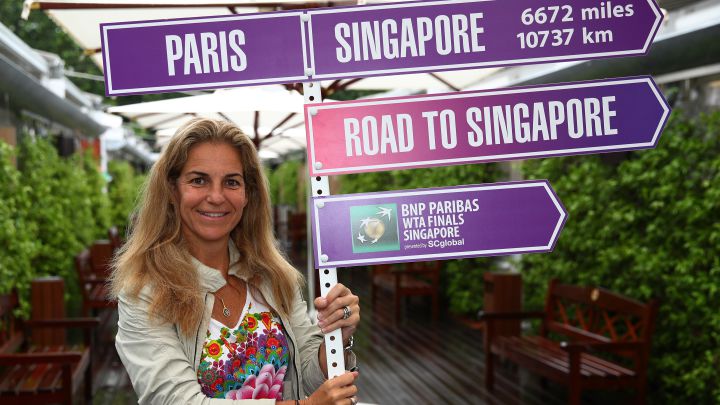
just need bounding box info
[350,204,400,253]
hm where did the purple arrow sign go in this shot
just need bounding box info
[101,1,663,95]
[308,0,663,80]
[305,77,670,176]
[311,181,567,268]
[100,12,308,95]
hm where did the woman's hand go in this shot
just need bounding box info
[314,283,360,344]
[305,371,359,405]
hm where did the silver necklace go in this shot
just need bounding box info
[218,297,231,317]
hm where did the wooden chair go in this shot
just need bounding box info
[480,279,659,405]
[0,291,99,405]
[74,250,116,318]
[371,261,441,322]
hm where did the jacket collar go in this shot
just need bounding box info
[191,240,245,293]
[191,240,280,313]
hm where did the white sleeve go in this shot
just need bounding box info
[288,288,326,394]
[115,291,275,405]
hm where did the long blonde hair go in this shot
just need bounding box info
[110,118,302,336]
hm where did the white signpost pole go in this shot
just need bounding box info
[303,79,346,378]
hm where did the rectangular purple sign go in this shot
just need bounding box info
[305,77,670,176]
[101,12,308,95]
[307,0,663,80]
[311,181,567,268]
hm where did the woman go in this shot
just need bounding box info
[110,118,360,405]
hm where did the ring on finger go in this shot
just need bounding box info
[342,305,352,320]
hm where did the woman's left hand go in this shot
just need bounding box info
[314,283,360,344]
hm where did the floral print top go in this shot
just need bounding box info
[197,286,289,400]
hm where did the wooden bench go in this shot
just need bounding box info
[0,291,99,405]
[371,261,441,322]
[480,279,658,405]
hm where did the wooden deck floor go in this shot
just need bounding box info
[91,310,137,405]
[339,269,569,405]
[90,268,596,405]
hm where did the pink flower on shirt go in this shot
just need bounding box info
[225,364,286,400]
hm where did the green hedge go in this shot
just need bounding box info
[268,159,304,209]
[0,136,120,316]
[0,143,38,315]
[341,163,501,314]
[521,111,720,403]
[107,159,145,232]
[82,151,112,240]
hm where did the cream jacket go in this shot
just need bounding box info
[115,244,352,404]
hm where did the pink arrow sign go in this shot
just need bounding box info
[305,77,670,176]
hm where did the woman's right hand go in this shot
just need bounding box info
[305,371,359,405]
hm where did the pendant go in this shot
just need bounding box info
[219,297,231,317]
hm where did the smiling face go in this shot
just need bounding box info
[174,142,247,255]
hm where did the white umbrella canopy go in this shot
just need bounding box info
[109,85,306,114]
[153,124,306,160]
[336,67,502,93]
[107,85,310,159]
